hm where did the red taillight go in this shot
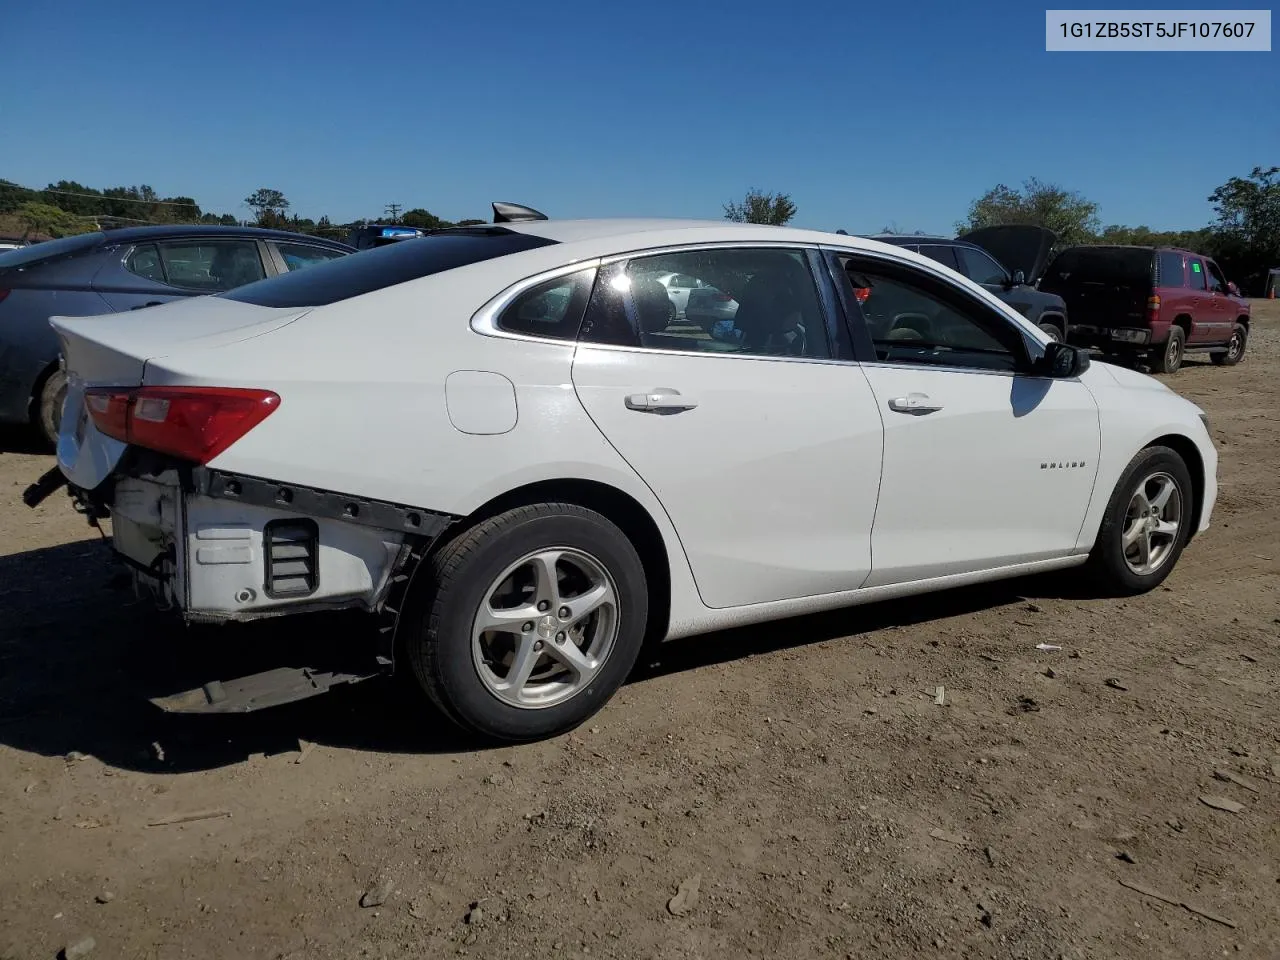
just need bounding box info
[1147,294,1161,324]
[84,386,279,464]
[853,286,871,304]
[0,288,10,304]
[714,292,733,302]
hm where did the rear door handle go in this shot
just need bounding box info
[887,393,943,415]
[625,389,698,413]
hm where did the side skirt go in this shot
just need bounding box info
[664,554,1090,641]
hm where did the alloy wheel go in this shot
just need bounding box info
[1121,472,1183,576]
[470,547,619,709]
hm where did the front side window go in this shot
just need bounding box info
[917,244,960,271]
[1205,260,1228,293]
[275,242,347,273]
[1157,251,1185,287]
[1188,258,1207,291]
[497,268,594,339]
[956,246,1007,285]
[840,257,1025,373]
[158,239,266,292]
[579,248,831,359]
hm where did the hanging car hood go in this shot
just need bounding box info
[958,225,1057,283]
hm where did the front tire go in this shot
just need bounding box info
[37,367,68,447]
[1039,322,1063,342]
[404,503,648,742]
[1210,324,1247,366]
[1084,446,1193,595]
[1153,327,1184,374]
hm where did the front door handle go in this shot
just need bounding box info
[888,393,943,415]
[625,389,698,413]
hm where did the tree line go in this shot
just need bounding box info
[0,180,486,245]
[4,169,1276,294]
[725,166,1279,294]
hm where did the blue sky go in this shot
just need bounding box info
[4,0,1276,233]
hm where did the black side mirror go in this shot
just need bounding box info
[1037,340,1089,378]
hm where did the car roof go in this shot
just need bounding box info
[498,218,918,256]
[97,224,354,250]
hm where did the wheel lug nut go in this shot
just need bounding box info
[558,606,570,619]
[533,640,544,652]
[555,632,566,644]
[522,621,534,632]
[537,601,550,612]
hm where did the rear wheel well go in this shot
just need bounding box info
[1172,314,1192,337]
[452,479,671,647]
[1236,315,1250,329]
[1149,434,1205,541]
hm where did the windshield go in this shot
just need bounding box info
[0,232,103,270]
[1042,247,1152,286]
[221,229,557,308]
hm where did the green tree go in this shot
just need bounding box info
[1207,166,1280,290]
[16,201,93,239]
[244,188,290,225]
[959,177,1099,247]
[401,208,451,230]
[723,189,797,226]
[456,218,486,227]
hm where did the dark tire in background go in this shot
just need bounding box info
[1210,324,1247,366]
[1153,327,1184,375]
[37,367,68,447]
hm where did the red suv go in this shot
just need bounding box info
[1039,245,1250,374]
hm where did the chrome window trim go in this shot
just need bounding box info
[818,242,1049,344]
[470,259,601,343]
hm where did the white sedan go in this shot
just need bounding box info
[39,210,1217,741]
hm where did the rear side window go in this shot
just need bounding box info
[158,239,266,292]
[1188,258,1207,291]
[222,229,558,308]
[126,243,166,283]
[917,244,960,271]
[275,242,347,273]
[1156,251,1185,287]
[497,269,594,339]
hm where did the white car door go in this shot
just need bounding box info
[572,246,883,609]
[832,251,1101,587]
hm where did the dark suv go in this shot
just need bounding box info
[869,226,1069,341]
[1039,245,1250,374]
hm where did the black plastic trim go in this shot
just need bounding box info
[262,517,320,599]
[195,469,456,537]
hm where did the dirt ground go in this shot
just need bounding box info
[1,305,1277,960]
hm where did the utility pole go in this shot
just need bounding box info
[384,203,402,223]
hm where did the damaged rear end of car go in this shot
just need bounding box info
[36,299,456,713]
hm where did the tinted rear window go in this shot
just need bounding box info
[0,232,103,271]
[1043,248,1152,286]
[220,229,557,308]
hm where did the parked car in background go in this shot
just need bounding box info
[0,225,353,443]
[347,224,431,250]
[1039,245,1250,374]
[35,214,1216,742]
[871,226,1069,341]
[0,235,31,252]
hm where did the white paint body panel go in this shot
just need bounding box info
[48,219,1218,642]
[858,365,1100,586]
[572,346,883,608]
